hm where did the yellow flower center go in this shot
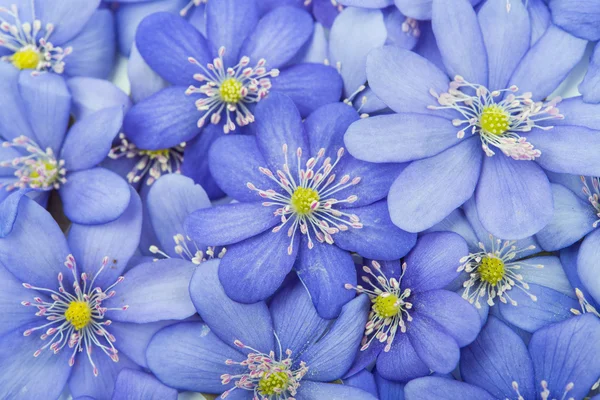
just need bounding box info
[138,149,171,159]
[65,301,92,331]
[290,187,320,215]
[480,105,510,136]
[28,160,58,180]
[12,48,41,70]
[220,77,243,104]
[258,371,289,396]
[372,293,401,318]
[478,257,506,286]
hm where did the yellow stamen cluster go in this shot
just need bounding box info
[65,301,92,331]
[11,48,41,70]
[219,77,243,104]
[480,104,510,136]
[258,371,289,396]
[138,149,171,159]
[478,257,506,286]
[372,293,401,319]
[290,187,320,215]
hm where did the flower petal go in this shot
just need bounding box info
[580,44,600,103]
[404,377,495,400]
[376,331,430,382]
[374,372,406,400]
[0,65,33,142]
[527,0,551,45]
[181,125,225,200]
[406,312,460,373]
[550,0,600,41]
[577,229,600,305]
[296,381,378,400]
[0,265,38,337]
[113,369,178,400]
[108,320,174,368]
[67,77,131,121]
[35,0,100,44]
[128,42,169,104]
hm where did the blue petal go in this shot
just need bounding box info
[366,46,453,118]
[189,259,275,354]
[0,64,33,142]
[18,71,71,153]
[388,137,482,233]
[301,295,370,382]
[345,113,462,163]
[104,258,196,323]
[550,0,600,41]
[426,208,480,253]
[475,155,552,240]
[432,0,488,86]
[527,0,551,45]
[181,125,225,200]
[240,6,313,69]
[269,280,329,356]
[580,44,600,103]
[536,183,597,251]
[62,9,116,79]
[529,314,600,400]
[206,0,259,65]
[60,106,124,171]
[123,87,200,150]
[328,7,386,97]
[296,381,378,400]
[293,22,328,64]
[376,331,430,382]
[478,0,530,90]
[136,12,212,86]
[402,232,468,293]
[296,239,357,319]
[113,369,178,400]
[185,202,279,245]
[60,168,132,225]
[0,323,72,400]
[460,316,535,399]
[35,0,100,44]
[334,200,417,260]
[218,228,300,304]
[271,63,343,117]
[577,229,600,305]
[0,196,70,289]
[128,43,169,104]
[0,188,27,237]
[337,0,393,6]
[375,372,406,400]
[559,243,595,304]
[414,22,444,71]
[146,322,245,393]
[384,8,420,50]
[508,25,586,101]
[67,77,131,121]
[550,97,600,131]
[147,174,211,254]
[406,312,460,373]
[343,370,378,398]
[305,102,357,156]
[108,320,174,368]
[404,377,495,400]
[0,265,39,337]
[518,255,575,298]
[345,338,384,378]
[67,187,141,288]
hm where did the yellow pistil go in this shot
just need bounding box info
[480,105,510,136]
[373,293,400,318]
[219,78,243,104]
[478,257,506,286]
[258,371,289,396]
[11,47,41,70]
[65,301,92,331]
[138,149,170,159]
[290,187,320,215]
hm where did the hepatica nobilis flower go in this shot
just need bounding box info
[0,68,132,224]
[345,0,600,240]
[184,94,415,318]
[344,232,481,382]
[405,315,600,400]
[146,260,378,400]
[0,190,197,400]
[0,0,115,78]
[123,0,343,152]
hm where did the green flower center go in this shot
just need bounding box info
[480,104,510,136]
[220,77,243,104]
[478,257,506,286]
[373,293,401,318]
[290,187,320,215]
[258,371,289,396]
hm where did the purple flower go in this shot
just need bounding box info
[0,0,115,78]
[112,368,177,400]
[428,199,578,332]
[123,0,343,151]
[0,190,196,399]
[345,0,597,240]
[146,260,378,399]
[404,315,600,400]
[184,93,415,318]
[0,68,131,224]
[345,232,481,382]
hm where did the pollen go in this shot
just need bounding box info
[219,77,243,104]
[65,301,92,331]
[138,149,171,160]
[11,47,41,70]
[480,105,510,136]
[290,187,320,215]
[258,371,289,396]
[478,257,505,286]
[372,293,401,319]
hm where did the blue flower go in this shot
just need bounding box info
[0,0,115,78]
[549,0,600,41]
[0,189,197,400]
[337,0,482,21]
[0,69,132,224]
[112,368,177,400]
[344,232,481,382]
[428,198,579,332]
[184,93,415,318]
[344,0,597,240]
[123,0,343,151]
[560,242,600,321]
[146,260,378,400]
[404,315,600,400]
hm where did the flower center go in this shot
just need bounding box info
[21,255,128,376]
[346,261,412,352]
[108,134,185,186]
[186,46,279,133]
[477,257,505,286]
[0,136,67,191]
[11,46,40,69]
[581,176,600,228]
[258,371,289,396]
[290,187,320,215]
[247,145,362,254]
[429,76,563,160]
[65,301,92,331]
